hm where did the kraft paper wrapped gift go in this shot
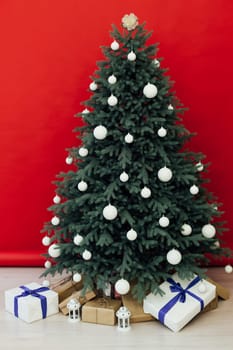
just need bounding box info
[59,289,96,315]
[52,278,83,303]
[5,282,59,323]
[82,297,121,325]
[122,293,155,323]
[143,273,216,332]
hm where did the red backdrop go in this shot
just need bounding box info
[0,0,232,266]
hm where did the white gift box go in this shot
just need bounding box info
[143,273,216,332]
[5,282,59,323]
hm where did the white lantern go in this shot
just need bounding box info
[116,306,131,331]
[67,298,81,322]
[93,125,108,140]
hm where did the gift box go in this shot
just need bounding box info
[143,273,216,332]
[5,282,59,323]
[52,278,83,303]
[82,297,121,325]
[122,293,155,323]
[59,289,96,315]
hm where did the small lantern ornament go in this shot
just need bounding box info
[116,306,131,331]
[67,298,81,322]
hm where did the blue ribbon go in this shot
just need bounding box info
[158,276,204,324]
[14,285,49,319]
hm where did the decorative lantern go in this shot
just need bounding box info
[116,306,131,330]
[67,298,81,322]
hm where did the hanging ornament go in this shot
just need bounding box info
[78,147,88,157]
[89,81,98,91]
[153,59,160,67]
[158,166,173,182]
[103,204,118,220]
[198,281,207,293]
[51,216,60,226]
[201,224,216,238]
[122,13,138,31]
[140,186,151,198]
[42,280,50,287]
[124,133,134,143]
[111,40,120,50]
[168,104,174,110]
[44,260,52,269]
[93,125,108,140]
[157,127,167,137]
[77,181,88,192]
[196,162,204,171]
[82,249,92,260]
[120,171,129,182]
[82,108,90,115]
[107,94,118,106]
[48,243,61,258]
[108,74,117,84]
[127,51,136,61]
[126,229,137,241]
[224,265,233,274]
[73,234,83,245]
[181,224,192,236]
[159,216,170,228]
[143,83,158,98]
[190,185,199,195]
[115,279,130,295]
[53,194,61,204]
[42,236,51,246]
[73,273,82,282]
[65,156,73,165]
[214,240,220,248]
[166,248,182,265]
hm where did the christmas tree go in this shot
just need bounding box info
[42,14,229,300]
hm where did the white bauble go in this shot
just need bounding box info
[44,260,52,269]
[126,229,137,241]
[181,224,192,236]
[157,127,167,137]
[190,185,199,195]
[127,51,136,61]
[198,282,207,293]
[79,147,88,157]
[51,216,60,226]
[166,248,182,265]
[115,278,130,295]
[82,249,92,260]
[93,125,108,140]
[73,273,82,282]
[214,240,220,248]
[143,83,158,98]
[202,224,216,238]
[111,40,119,50]
[48,243,61,258]
[153,59,160,67]
[196,162,204,171]
[73,234,83,245]
[103,204,118,220]
[65,156,73,165]
[108,75,117,84]
[225,265,233,274]
[82,108,90,114]
[77,181,88,192]
[157,166,173,182]
[89,81,98,91]
[124,133,134,143]
[120,171,129,182]
[140,187,151,198]
[42,280,50,287]
[42,236,51,246]
[53,194,61,204]
[159,216,170,228]
[168,104,174,110]
[107,94,118,106]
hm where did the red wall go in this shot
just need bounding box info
[0,0,232,266]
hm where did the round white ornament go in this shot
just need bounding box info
[108,75,117,84]
[93,125,107,140]
[120,171,129,182]
[202,224,216,238]
[73,234,83,245]
[103,204,118,220]
[127,51,136,61]
[44,260,52,269]
[107,94,118,106]
[166,248,182,265]
[157,166,173,182]
[214,240,220,248]
[168,104,174,110]
[157,127,167,137]
[42,236,51,246]
[124,133,134,143]
[126,229,137,241]
[53,194,61,204]
[48,243,61,258]
[198,282,207,293]
[51,216,60,226]
[141,187,151,198]
[159,216,170,228]
[82,249,92,260]
[65,156,73,165]
[111,40,119,50]
[42,280,50,287]
[190,185,199,195]
[89,81,98,91]
[82,108,90,114]
[73,273,82,282]
[79,147,88,157]
[225,265,233,274]
[115,278,130,295]
[143,83,158,98]
[181,224,192,236]
[153,59,160,67]
[78,181,88,192]
[196,162,204,171]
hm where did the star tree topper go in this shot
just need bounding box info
[122,13,138,31]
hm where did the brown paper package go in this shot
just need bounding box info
[82,298,122,326]
[59,289,96,315]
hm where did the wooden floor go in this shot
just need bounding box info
[0,267,232,350]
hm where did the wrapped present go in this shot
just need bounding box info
[5,282,59,323]
[122,293,155,323]
[201,295,218,313]
[207,278,230,300]
[143,273,216,332]
[52,278,83,303]
[82,297,121,326]
[59,289,96,315]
